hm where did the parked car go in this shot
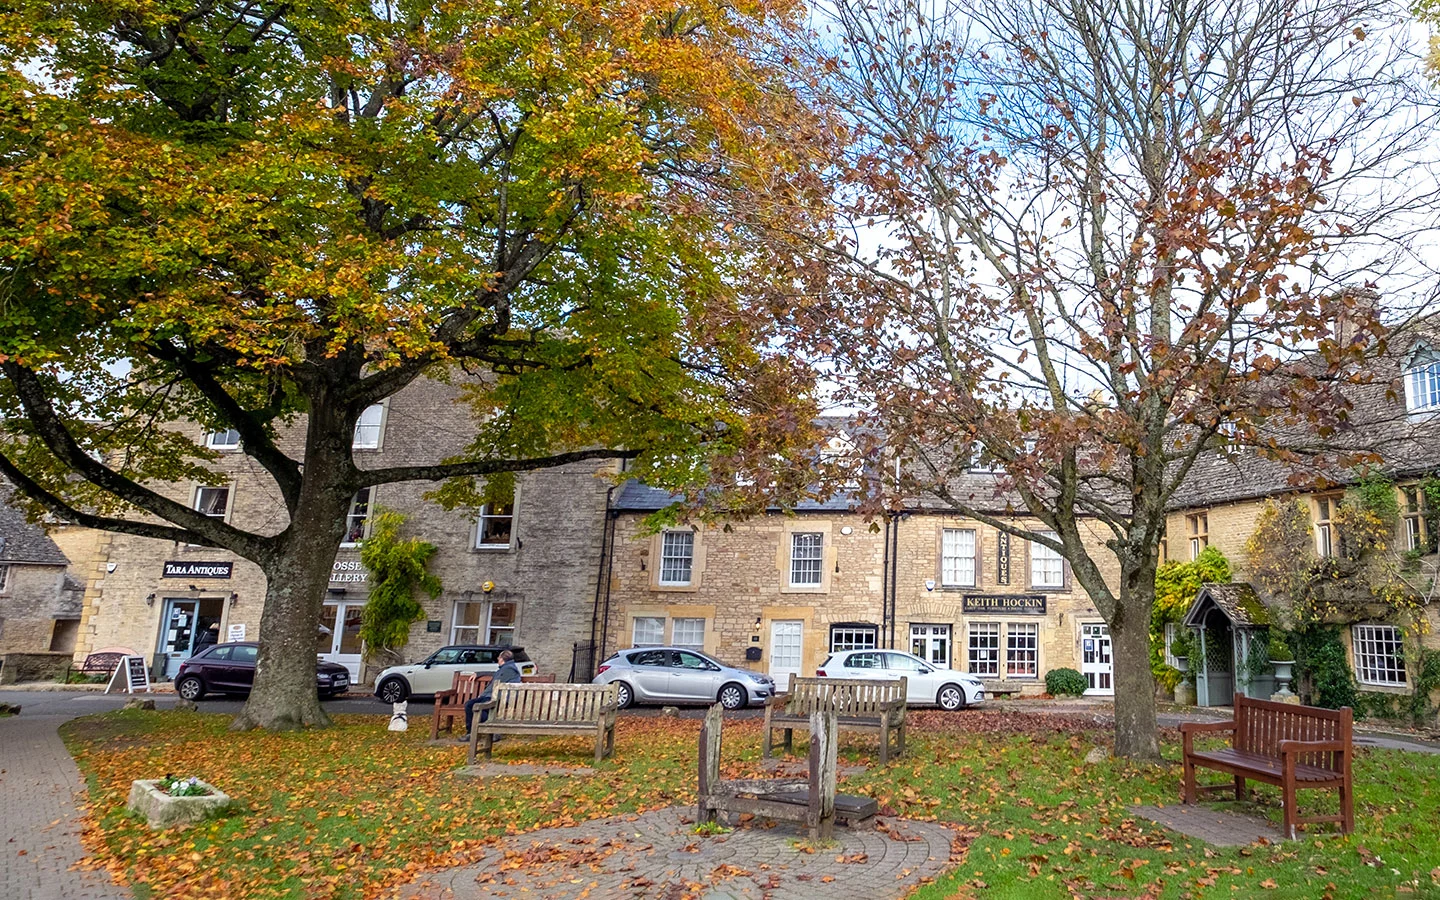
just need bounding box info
[372,645,537,703]
[592,647,776,710]
[174,642,351,700]
[817,649,986,710]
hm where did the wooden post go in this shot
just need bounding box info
[807,708,838,840]
[697,704,723,826]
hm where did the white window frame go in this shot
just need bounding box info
[829,625,877,652]
[632,616,665,647]
[1403,488,1426,552]
[1315,496,1337,559]
[671,617,705,650]
[0,564,9,594]
[193,486,230,519]
[1164,623,1180,667]
[1352,624,1407,686]
[1405,359,1440,413]
[789,532,824,586]
[451,599,484,644]
[659,531,695,586]
[352,403,385,450]
[205,429,240,450]
[1006,623,1039,677]
[486,601,517,645]
[967,622,1000,677]
[1030,532,1064,589]
[941,528,977,587]
[1187,513,1208,560]
[341,487,373,547]
[475,502,514,550]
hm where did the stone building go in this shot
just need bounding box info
[71,377,615,686]
[0,484,87,683]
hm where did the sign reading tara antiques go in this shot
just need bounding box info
[962,593,1046,615]
[162,560,233,579]
[329,560,368,584]
[995,533,1011,585]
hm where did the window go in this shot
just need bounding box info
[968,622,1000,677]
[451,601,483,644]
[659,531,695,585]
[342,488,372,545]
[1006,623,1038,677]
[352,403,385,449]
[672,617,705,650]
[194,486,230,519]
[1159,538,1169,565]
[231,645,258,664]
[629,648,669,667]
[632,616,665,647]
[1315,496,1337,558]
[829,625,877,652]
[487,601,517,645]
[475,502,514,549]
[1164,623,1181,667]
[0,564,9,593]
[205,429,240,450]
[1030,532,1064,588]
[1404,356,1440,413]
[673,650,713,670]
[1187,513,1208,560]
[1352,624,1407,686]
[884,652,928,673]
[49,618,80,654]
[941,528,977,587]
[843,651,883,669]
[790,532,824,586]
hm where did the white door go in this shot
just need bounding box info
[769,620,804,688]
[1081,623,1114,695]
[910,624,951,668]
[318,603,364,680]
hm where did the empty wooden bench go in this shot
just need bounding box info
[762,675,907,765]
[78,652,126,678]
[700,703,876,840]
[467,682,619,765]
[431,673,493,740]
[1181,693,1354,839]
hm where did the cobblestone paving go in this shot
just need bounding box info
[389,807,958,900]
[1131,804,1283,846]
[0,715,130,900]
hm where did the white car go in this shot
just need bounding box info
[373,645,537,703]
[816,649,986,710]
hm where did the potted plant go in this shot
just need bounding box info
[127,774,232,829]
[1169,629,1197,705]
[1268,632,1296,698]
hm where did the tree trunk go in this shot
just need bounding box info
[1109,591,1161,761]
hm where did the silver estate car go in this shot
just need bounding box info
[593,647,776,710]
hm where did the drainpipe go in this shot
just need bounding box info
[880,514,891,649]
[587,486,617,676]
[887,512,902,649]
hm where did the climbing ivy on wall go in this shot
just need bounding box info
[1150,547,1231,691]
[358,510,442,663]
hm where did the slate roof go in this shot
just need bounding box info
[0,483,70,566]
[611,480,859,514]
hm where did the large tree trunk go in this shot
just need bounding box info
[1109,587,1161,761]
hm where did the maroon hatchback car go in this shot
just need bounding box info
[174,642,351,700]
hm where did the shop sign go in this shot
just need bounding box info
[962,593,1046,615]
[162,560,233,579]
[330,560,368,584]
[227,623,247,642]
[995,533,1011,585]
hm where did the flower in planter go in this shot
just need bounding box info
[157,775,211,797]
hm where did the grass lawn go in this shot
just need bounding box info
[62,709,1440,899]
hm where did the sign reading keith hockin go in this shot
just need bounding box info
[330,560,368,584]
[962,593,1046,615]
[162,560,233,579]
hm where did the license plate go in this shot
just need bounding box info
[334,678,348,687]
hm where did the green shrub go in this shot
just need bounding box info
[1045,668,1088,697]
[1267,631,1294,661]
[1293,627,1357,710]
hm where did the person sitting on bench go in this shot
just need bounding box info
[462,650,523,739]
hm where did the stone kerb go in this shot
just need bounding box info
[127,779,233,829]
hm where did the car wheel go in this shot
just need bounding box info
[719,682,748,710]
[176,676,205,701]
[614,681,635,709]
[377,677,409,704]
[937,684,966,711]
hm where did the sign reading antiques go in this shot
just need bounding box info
[162,560,233,579]
[962,593,1046,615]
[995,533,1011,585]
[330,560,369,584]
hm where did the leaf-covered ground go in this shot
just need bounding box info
[62,710,1440,899]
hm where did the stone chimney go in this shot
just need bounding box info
[1333,287,1382,349]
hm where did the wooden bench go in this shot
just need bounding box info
[431,673,493,740]
[1181,693,1354,839]
[467,682,619,765]
[699,703,876,840]
[762,675,907,765]
[78,652,126,677]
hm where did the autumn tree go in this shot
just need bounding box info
[800,0,1440,757]
[0,0,823,729]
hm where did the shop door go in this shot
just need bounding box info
[318,603,364,680]
[158,599,199,679]
[768,620,804,688]
[910,624,951,668]
[1080,623,1114,695]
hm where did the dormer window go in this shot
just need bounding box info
[1403,343,1440,413]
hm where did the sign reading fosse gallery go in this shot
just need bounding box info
[962,593,1047,615]
[330,560,368,584]
[162,560,233,579]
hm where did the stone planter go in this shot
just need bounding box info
[1173,681,1196,706]
[1270,659,1296,702]
[127,780,232,829]
[1173,656,1189,675]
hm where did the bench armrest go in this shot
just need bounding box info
[472,699,498,712]
[1180,719,1235,755]
[434,689,458,703]
[1278,739,1348,755]
[765,693,789,709]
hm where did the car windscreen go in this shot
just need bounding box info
[509,648,531,662]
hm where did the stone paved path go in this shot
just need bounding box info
[388,807,957,900]
[0,714,130,900]
[1131,804,1284,847]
